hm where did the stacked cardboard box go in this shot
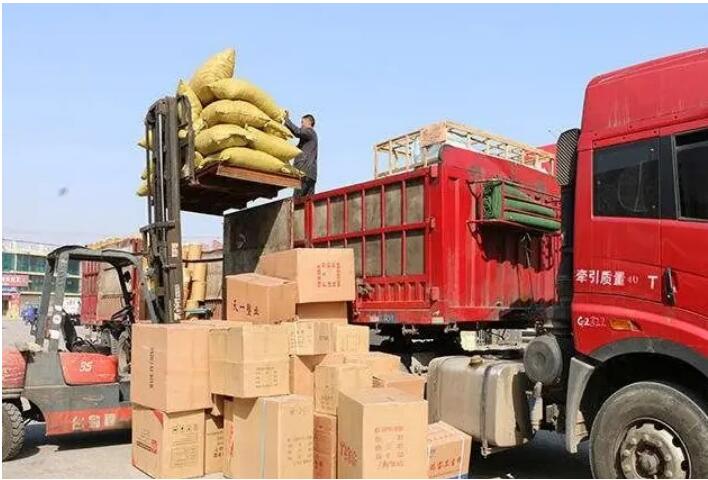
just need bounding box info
[338,388,428,478]
[426,422,472,479]
[131,322,232,478]
[373,372,427,399]
[131,248,450,479]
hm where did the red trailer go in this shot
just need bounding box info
[293,122,560,330]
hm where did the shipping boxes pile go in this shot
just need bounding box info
[131,248,471,479]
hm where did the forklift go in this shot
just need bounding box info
[2,95,300,460]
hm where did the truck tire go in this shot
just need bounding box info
[590,381,708,479]
[2,402,25,461]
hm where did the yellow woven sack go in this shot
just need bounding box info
[202,147,302,177]
[137,126,200,150]
[244,125,301,161]
[201,100,271,129]
[136,180,149,197]
[195,124,249,156]
[190,48,236,104]
[263,120,293,140]
[177,80,203,123]
[206,78,285,122]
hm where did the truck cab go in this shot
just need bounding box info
[558,49,708,478]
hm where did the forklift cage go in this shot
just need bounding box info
[35,246,157,352]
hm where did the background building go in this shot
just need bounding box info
[2,239,81,320]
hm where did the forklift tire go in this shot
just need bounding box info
[2,402,25,461]
[590,381,708,479]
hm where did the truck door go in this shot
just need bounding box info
[660,128,708,325]
[587,137,662,304]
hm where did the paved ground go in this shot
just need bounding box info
[2,320,591,478]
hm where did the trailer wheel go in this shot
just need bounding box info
[2,402,25,461]
[590,381,708,479]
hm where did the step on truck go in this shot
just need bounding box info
[224,49,708,478]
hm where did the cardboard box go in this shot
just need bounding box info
[297,302,348,324]
[373,372,426,399]
[211,358,290,398]
[225,273,297,323]
[314,412,337,455]
[344,352,402,376]
[331,325,370,353]
[205,414,225,475]
[223,395,314,478]
[290,354,345,397]
[287,321,333,356]
[337,388,428,478]
[256,248,355,303]
[209,324,290,398]
[314,451,337,479]
[314,363,372,415]
[427,422,472,479]
[131,324,211,412]
[209,324,290,364]
[131,405,205,478]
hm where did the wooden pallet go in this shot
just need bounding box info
[374,120,555,178]
[180,163,301,215]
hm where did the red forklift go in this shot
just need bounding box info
[2,96,300,461]
[2,246,155,460]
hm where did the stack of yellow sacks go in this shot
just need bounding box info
[137,48,302,196]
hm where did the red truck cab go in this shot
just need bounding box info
[560,49,708,478]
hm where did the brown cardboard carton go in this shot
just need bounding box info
[204,414,225,475]
[337,388,428,478]
[427,421,472,479]
[211,358,290,398]
[297,302,348,324]
[290,353,345,397]
[256,248,355,303]
[314,412,337,454]
[331,324,370,353]
[344,352,403,376]
[314,451,337,479]
[223,395,314,478]
[209,323,290,397]
[131,324,211,412]
[287,321,333,355]
[373,372,427,399]
[209,323,290,363]
[313,413,338,478]
[314,363,373,415]
[131,405,205,478]
[225,273,297,323]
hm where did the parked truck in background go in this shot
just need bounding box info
[224,49,708,478]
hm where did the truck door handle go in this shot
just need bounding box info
[663,267,677,305]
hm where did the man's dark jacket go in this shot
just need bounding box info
[285,118,318,180]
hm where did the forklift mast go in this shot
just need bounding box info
[140,96,194,324]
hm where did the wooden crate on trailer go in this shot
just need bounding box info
[373,120,555,178]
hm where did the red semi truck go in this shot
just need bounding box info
[224,49,708,478]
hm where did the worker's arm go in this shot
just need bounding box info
[285,117,314,141]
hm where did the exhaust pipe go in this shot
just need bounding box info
[524,128,580,386]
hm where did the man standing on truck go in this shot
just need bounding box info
[284,111,318,197]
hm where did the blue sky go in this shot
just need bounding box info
[3,3,707,245]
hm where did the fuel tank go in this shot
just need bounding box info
[427,356,532,448]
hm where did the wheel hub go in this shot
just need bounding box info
[619,422,688,479]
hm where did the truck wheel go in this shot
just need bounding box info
[2,402,25,461]
[590,381,708,478]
